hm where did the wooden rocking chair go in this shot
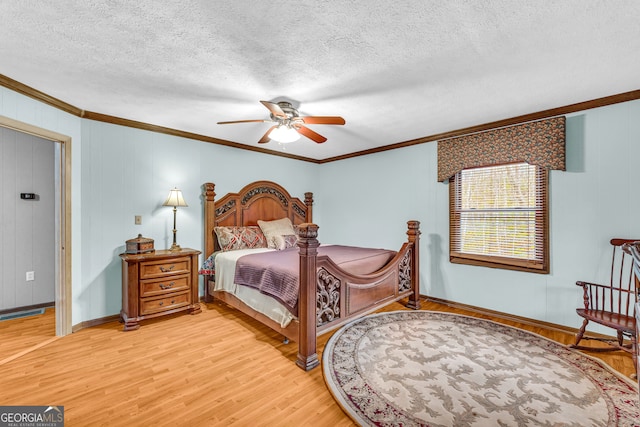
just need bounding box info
[571,238,640,370]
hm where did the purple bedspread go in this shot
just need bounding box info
[233,245,396,316]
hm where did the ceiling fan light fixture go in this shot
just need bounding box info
[219,100,344,144]
[269,125,300,143]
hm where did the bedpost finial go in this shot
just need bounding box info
[204,182,216,201]
[304,192,313,205]
[407,220,421,242]
[304,193,314,223]
[297,223,319,239]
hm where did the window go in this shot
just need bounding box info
[449,162,549,273]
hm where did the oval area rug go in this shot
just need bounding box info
[322,311,640,426]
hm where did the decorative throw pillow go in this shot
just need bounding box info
[257,218,296,249]
[214,226,267,251]
[271,234,298,250]
[198,252,218,275]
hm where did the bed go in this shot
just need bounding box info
[201,180,421,370]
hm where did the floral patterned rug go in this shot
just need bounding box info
[322,311,640,426]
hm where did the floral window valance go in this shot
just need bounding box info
[437,116,566,182]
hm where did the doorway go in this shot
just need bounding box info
[0,116,71,336]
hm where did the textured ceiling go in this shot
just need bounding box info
[1,1,639,160]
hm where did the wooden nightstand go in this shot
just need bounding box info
[120,248,202,331]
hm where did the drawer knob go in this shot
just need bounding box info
[160,265,175,273]
[159,282,175,290]
[171,300,176,304]
[159,301,164,306]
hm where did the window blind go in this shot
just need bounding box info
[449,162,549,273]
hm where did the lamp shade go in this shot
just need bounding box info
[163,188,188,207]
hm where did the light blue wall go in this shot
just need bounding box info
[78,120,320,321]
[316,100,640,333]
[1,87,319,324]
[2,84,639,334]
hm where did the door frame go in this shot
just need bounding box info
[0,116,72,336]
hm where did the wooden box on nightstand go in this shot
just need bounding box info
[120,248,201,331]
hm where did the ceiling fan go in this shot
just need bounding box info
[217,100,345,144]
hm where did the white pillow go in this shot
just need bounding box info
[258,218,296,249]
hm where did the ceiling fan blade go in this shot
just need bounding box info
[300,116,345,125]
[258,125,277,143]
[296,126,327,143]
[217,119,269,125]
[260,100,287,119]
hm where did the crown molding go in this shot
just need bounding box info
[81,111,320,163]
[1,73,639,164]
[0,74,83,116]
[0,73,319,163]
[319,89,640,163]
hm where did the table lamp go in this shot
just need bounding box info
[163,187,188,251]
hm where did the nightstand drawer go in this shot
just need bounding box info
[140,274,190,297]
[139,257,190,279]
[140,291,190,315]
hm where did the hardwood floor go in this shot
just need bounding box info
[0,307,56,364]
[0,299,634,426]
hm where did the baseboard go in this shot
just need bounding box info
[0,302,54,316]
[422,295,613,340]
[69,296,613,340]
[72,314,121,333]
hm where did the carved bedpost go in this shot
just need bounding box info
[296,223,320,371]
[203,183,216,303]
[204,183,216,258]
[304,192,314,223]
[406,220,422,310]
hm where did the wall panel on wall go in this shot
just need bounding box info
[0,126,55,310]
[314,99,640,333]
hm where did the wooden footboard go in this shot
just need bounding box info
[296,221,421,370]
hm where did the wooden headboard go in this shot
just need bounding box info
[203,181,313,257]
